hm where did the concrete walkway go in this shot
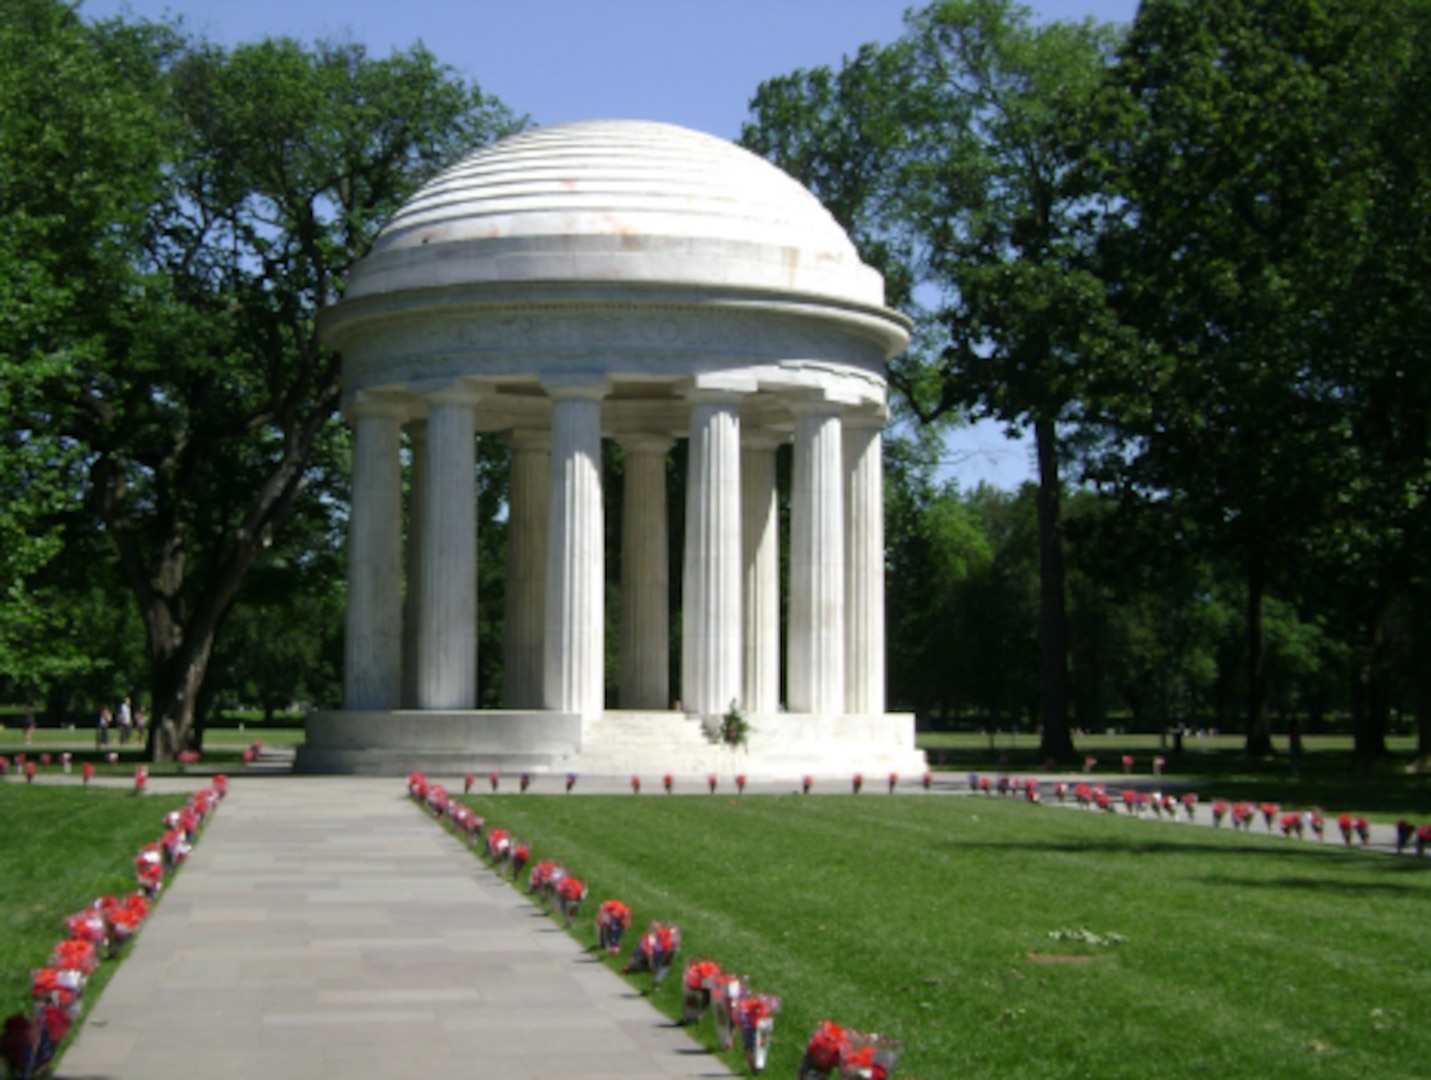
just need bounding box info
[57,776,738,1080]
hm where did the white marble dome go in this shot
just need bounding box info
[345,119,887,309]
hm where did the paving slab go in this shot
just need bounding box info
[56,776,738,1080]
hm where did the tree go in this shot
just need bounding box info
[0,0,168,695]
[744,0,1124,760]
[1091,0,1424,757]
[4,11,525,757]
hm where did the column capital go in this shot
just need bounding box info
[505,428,552,452]
[347,392,412,423]
[618,433,674,456]
[843,404,891,430]
[423,384,485,409]
[741,429,786,452]
[787,395,844,418]
[542,374,610,402]
[684,372,756,403]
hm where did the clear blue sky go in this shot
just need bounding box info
[82,0,1141,487]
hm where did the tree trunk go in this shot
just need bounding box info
[1415,584,1431,761]
[1353,615,1389,763]
[1244,560,1273,756]
[1034,415,1075,762]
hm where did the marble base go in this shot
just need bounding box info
[297,708,925,778]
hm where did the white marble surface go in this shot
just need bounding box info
[345,401,405,711]
[619,435,671,710]
[543,383,607,720]
[681,393,743,717]
[416,391,478,710]
[741,436,781,714]
[844,416,885,715]
[503,430,549,708]
[349,121,884,309]
[788,403,845,716]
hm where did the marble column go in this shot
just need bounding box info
[620,435,672,710]
[788,401,845,715]
[741,434,781,714]
[682,391,743,716]
[401,421,427,709]
[844,413,885,715]
[344,399,405,711]
[543,381,608,719]
[503,430,550,709]
[415,388,479,710]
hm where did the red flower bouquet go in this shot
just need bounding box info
[554,875,587,927]
[711,972,745,1051]
[800,1019,847,1076]
[1354,816,1370,845]
[1397,820,1415,854]
[735,991,781,1073]
[595,899,631,954]
[682,959,723,1024]
[623,922,681,988]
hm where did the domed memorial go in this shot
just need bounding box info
[298,119,927,777]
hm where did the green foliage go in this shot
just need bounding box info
[0,786,187,1020]
[461,793,1431,1079]
[0,3,526,754]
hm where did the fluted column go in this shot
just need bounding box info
[620,435,672,709]
[844,412,886,715]
[544,380,608,719]
[344,398,405,710]
[401,421,427,708]
[788,401,845,715]
[682,391,743,716]
[416,388,479,710]
[503,430,550,708]
[741,433,781,714]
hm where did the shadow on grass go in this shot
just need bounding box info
[941,836,1431,870]
[1199,874,1427,896]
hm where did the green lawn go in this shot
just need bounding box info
[0,785,188,1024]
[453,792,1431,1080]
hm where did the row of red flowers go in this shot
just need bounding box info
[406,772,905,1078]
[1,776,227,1079]
[965,772,1427,854]
[457,770,936,796]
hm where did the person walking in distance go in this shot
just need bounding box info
[117,696,133,745]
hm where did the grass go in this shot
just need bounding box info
[0,785,188,1026]
[453,791,1431,1080]
[0,725,305,776]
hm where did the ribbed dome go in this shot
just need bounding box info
[345,119,886,308]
